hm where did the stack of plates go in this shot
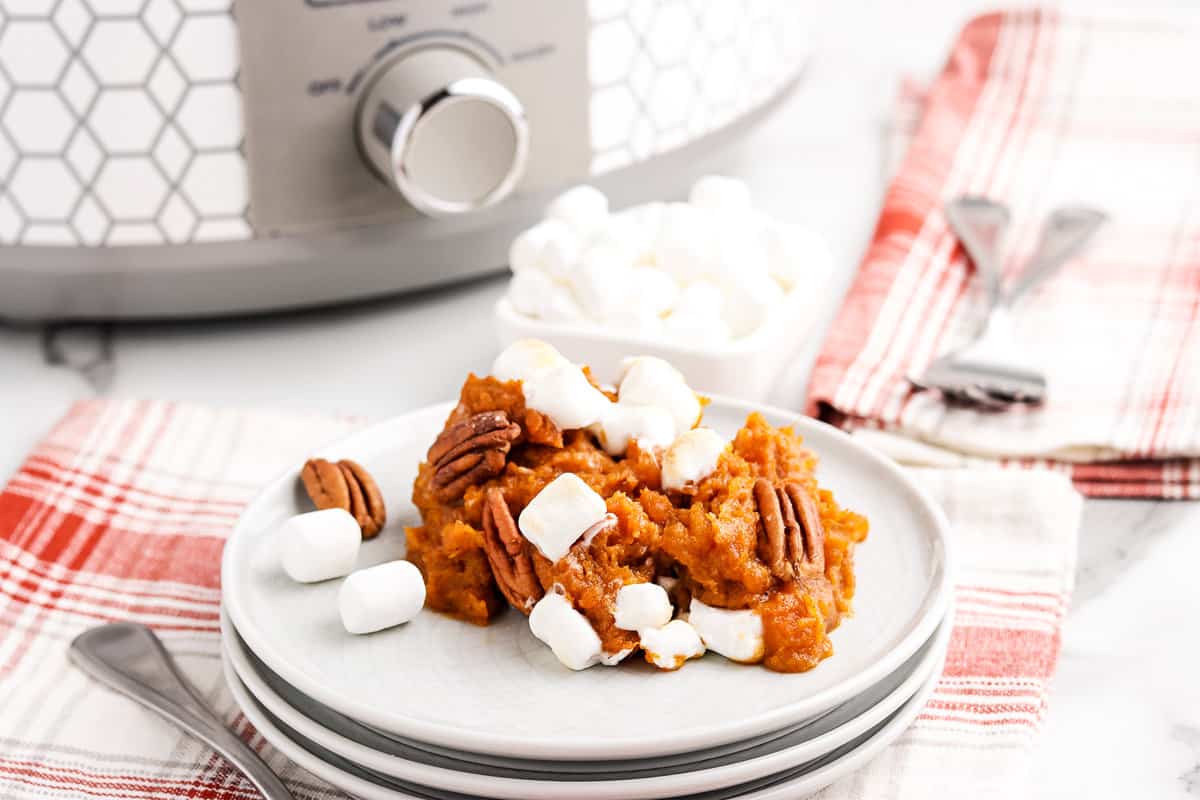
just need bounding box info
[220,400,954,800]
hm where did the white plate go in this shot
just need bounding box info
[224,646,941,800]
[224,606,950,799]
[221,398,952,760]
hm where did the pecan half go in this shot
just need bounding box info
[481,488,543,613]
[754,478,825,580]
[428,411,522,502]
[300,458,387,539]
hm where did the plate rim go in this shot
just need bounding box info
[222,644,943,800]
[222,605,952,800]
[221,396,955,759]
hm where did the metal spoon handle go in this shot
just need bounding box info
[69,622,295,800]
[945,196,1011,309]
[1004,206,1108,305]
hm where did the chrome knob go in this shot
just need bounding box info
[356,47,529,216]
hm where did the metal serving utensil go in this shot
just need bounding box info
[69,622,295,800]
[910,198,1108,407]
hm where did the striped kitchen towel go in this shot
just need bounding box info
[0,398,1081,799]
[807,10,1200,499]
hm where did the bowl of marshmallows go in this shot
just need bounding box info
[494,175,834,401]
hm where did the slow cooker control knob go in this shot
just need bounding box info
[356,47,529,216]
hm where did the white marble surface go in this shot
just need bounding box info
[2,2,1198,797]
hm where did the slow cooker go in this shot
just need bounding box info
[0,0,810,321]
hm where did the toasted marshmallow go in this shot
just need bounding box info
[507,268,556,318]
[280,509,361,583]
[508,218,580,280]
[592,403,676,455]
[641,619,706,670]
[661,428,726,491]
[617,356,702,433]
[689,598,764,663]
[546,185,609,236]
[613,582,673,631]
[721,269,783,337]
[522,362,613,431]
[762,222,833,291]
[689,175,752,210]
[338,560,425,634]
[518,473,609,561]
[492,339,569,384]
[529,591,604,670]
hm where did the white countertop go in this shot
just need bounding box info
[2,3,1198,797]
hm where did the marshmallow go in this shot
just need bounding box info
[762,223,833,291]
[689,598,764,663]
[492,339,569,384]
[662,309,734,348]
[633,267,680,316]
[655,203,719,284]
[689,175,752,211]
[592,402,676,455]
[546,185,609,237]
[618,356,702,433]
[721,269,783,337]
[672,280,725,319]
[529,591,604,670]
[599,648,633,666]
[338,560,425,634]
[508,218,580,281]
[661,427,726,491]
[613,582,673,631]
[280,509,361,583]
[507,268,556,318]
[518,473,609,562]
[640,619,706,670]
[569,246,636,321]
[541,286,587,323]
[522,362,613,430]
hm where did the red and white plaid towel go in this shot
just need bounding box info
[0,398,1081,799]
[808,10,1200,499]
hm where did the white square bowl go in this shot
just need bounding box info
[493,275,828,402]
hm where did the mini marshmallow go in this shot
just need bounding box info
[662,309,734,348]
[689,598,764,663]
[280,508,361,583]
[618,356,702,433]
[522,362,613,431]
[721,269,783,337]
[338,560,425,634]
[592,403,676,456]
[508,218,580,281]
[529,591,604,670]
[569,247,636,321]
[492,339,569,384]
[507,268,556,318]
[541,287,586,323]
[640,619,706,670]
[661,428,727,491]
[762,223,833,291]
[655,203,719,284]
[546,185,609,237]
[671,280,725,319]
[633,267,680,316]
[613,582,673,631]
[518,473,609,562]
[689,175,752,210]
